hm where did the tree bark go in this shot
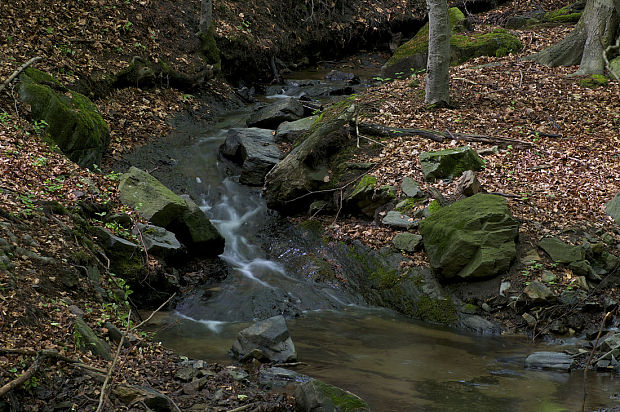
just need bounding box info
[526,0,619,75]
[199,0,213,35]
[425,0,451,106]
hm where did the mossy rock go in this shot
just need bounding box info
[415,295,459,324]
[344,176,396,218]
[295,379,370,412]
[419,146,485,182]
[542,3,583,23]
[579,74,608,88]
[18,68,110,169]
[419,194,519,279]
[383,13,521,78]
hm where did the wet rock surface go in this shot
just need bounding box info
[230,315,297,363]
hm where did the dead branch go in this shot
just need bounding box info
[358,122,534,148]
[130,292,176,332]
[227,404,255,412]
[0,56,42,94]
[0,348,106,374]
[96,309,131,412]
[0,354,42,397]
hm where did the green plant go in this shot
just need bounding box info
[33,156,47,167]
[57,44,75,56]
[0,112,10,125]
[45,27,54,34]
[33,120,48,134]
[24,376,39,392]
[134,42,146,51]
[122,21,133,32]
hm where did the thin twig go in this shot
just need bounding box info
[227,404,255,412]
[0,354,42,397]
[0,348,106,374]
[0,56,42,93]
[130,293,176,332]
[96,309,131,412]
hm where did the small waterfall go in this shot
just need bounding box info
[172,123,358,326]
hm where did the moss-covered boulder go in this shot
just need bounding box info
[18,68,110,169]
[118,167,224,256]
[343,175,396,218]
[382,8,521,78]
[419,146,485,182]
[74,317,112,360]
[606,192,620,225]
[579,74,609,88]
[295,379,370,412]
[419,194,519,279]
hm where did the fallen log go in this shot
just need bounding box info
[357,123,533,148]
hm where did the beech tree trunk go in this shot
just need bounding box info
[425,0,451,106]
[527,0,619,75]
[199,0,213,35]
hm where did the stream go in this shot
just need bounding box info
[141,60,620,411]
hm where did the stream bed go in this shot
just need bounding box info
[136,62,620,411]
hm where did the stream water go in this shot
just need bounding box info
[144,62,620,411]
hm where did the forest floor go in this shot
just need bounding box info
[0,0,619,410]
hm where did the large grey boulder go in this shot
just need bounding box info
[419,146,485,182]
[119,167,187,228]
[606,192,620,225]
[264,104,357,214]
[118,167,224,256]
[220,128,281,186]
[275,116,316,143]
[525,352,574,371]
[538,237,585,264]
[230,315,297,363]
[18,68,110,169]
[247,98,305,129]
[295,379,370,412]
[419,194,519,279]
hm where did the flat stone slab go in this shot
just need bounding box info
[606,192,620,225]
[539,237,585,264]
[392,233,423,252]
[382,211,418,229]
[524,351,574,371]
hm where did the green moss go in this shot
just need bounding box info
[199,24,220,64]
[23,68,61,86]
[427,200,441,215]
[579,74,608,88]
[387,7,466,66]
[379,185,397,199]
[350,175,377,198]
[311,380,368,411]
[543,6,582,23]
[371,265,399,289]
[299,219,324,235]
[308,256,336,281]
[415,295,458,324]
[19,70,110,169]
[395,198,424,214]
[450,31,522,61]
[388,26,522,69]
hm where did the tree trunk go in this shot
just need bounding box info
[526,0,619,75]
[425,0,451,106]
[199,0,213,35]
